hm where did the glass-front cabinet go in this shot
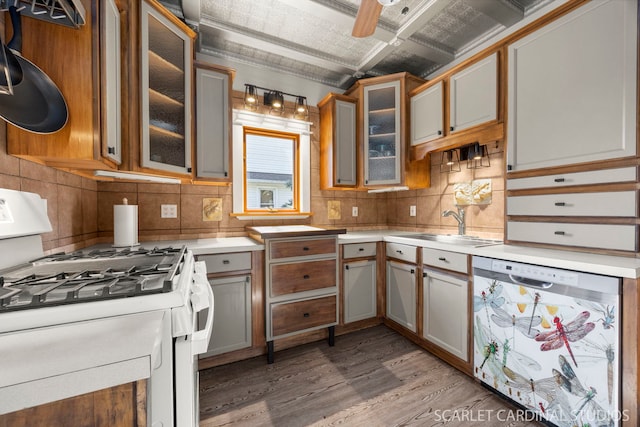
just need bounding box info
[141,0,194,174]
[364,81,401,186]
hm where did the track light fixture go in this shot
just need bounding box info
[243,84,308,118]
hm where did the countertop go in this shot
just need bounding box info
[246,225,347,240]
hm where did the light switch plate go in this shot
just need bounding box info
[161,204,178,218]
[352,207,358,217]
[410,205,416,217]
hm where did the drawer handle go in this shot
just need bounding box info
[303,312,310,318]
[303,247,310,251]
[554,231,566,236]
[554,202,566,207]
[303,274,310,279]
[222,260,230,264]
[554,178,565,183]
[396,250,403,254]
[358,248,365,251]
[438,257,447,261]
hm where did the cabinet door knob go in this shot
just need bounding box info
[303,312,310,318]
[554,202,566,207]
[437,130,442,135]
[410,269,415,274]
[303,274,310,279]
[450,126,454,132]
[345,265,350,270]
[107,147,115,154]
[554,231,566,236]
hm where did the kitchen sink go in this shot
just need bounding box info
[393,233,502,247]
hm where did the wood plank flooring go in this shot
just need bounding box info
[199,325,542,427]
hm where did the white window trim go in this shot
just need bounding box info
[232,109,311,220]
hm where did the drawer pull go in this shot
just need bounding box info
[303,312,310,318]
[396,250,403,254]
[358,247,365,251]
[303,274,310,279]
[222,260,230,265]
[438,257,447,261]
[554,178,565,183]
[303,247,310,251]
[554,231,566,236]
[554,202,566,207]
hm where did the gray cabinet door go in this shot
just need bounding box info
[410,81,443,145]
[335,99,357,186]
[507,0,637,171]
[386,260,416,332]
[196,66,230,179]
[344,260,376,323]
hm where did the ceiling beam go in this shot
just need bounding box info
[470,0,525,27]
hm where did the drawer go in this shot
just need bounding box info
[422,248,468,274]
[199,252,252,273]
[507,166,636,190]
[386,242,417,264]
[271,295,337,337]
[343,242,377,259]
[507,191,637,217]
[507,221,637,251]
[270,259,336,297]
[269,238,336,259]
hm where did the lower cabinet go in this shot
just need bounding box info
[343,260,377,324]
[199,275,252,358]
[422,269,468,361]
[386,260,417,332]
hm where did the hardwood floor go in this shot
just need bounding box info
[199,325,542,426]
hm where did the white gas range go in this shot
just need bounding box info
[0,188,213,426]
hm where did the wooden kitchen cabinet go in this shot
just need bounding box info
[195,61,234,180]
[140,0,195,175]
[318,93,358,188]
[6,0,120,170]
[263,235,339,363]
[324,72,429,190]
[506,0,636,172]
[421,248,469,363]
[410,51,500,153]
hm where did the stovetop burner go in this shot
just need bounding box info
[0,246,187,312]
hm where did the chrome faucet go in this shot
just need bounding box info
[442,206,466,235]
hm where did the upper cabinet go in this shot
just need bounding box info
[318,93,358,188]
[194,61,233,180]
[507,0,637,172]
[320,72,428,190]
[410,81,443,146]
[140,0,195,175]
[410,51,500,152]
[363,80,402,186]
[6,0,119,170]
[449,53,497,134]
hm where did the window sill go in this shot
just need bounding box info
[230,212,312,221]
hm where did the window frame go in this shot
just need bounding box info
[243,127,300,214]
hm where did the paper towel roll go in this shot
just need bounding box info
[114,203,139,247]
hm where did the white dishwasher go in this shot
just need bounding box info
[472,256,621,427]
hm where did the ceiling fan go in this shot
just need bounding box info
[352,0,400,38]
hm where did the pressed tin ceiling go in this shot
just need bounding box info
[159,0,556,90]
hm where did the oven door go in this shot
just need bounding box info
[174,260,214,426]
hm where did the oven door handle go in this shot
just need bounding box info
[191,263,214,356]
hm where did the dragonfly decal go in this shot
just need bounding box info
[535,311,595,367]
[473,280,506,312]
[552,355,613,426]
[502,365,557,408]
[491,305,541,339]
[515,286,561,330]
[575,337,615,405]
[576,300,616,330]
[474,315,507,384]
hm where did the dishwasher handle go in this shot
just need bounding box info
[508,274,554,289]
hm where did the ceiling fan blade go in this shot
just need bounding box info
[352,0,383,38]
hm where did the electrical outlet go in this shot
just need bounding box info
[161,204,177,218]
[410,205,416,217]
[352,207,358,217]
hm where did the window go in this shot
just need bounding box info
[244,128,298,212]
[231,110,311,219]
